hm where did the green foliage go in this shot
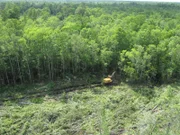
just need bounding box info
[120,45,152,82]
[30,97,44,104]
[1,3,20,20]
[0,2,180,85]
[1,82,180,134]
[47,81,55,90]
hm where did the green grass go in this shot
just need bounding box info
[1,82,180,135]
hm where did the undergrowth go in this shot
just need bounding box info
[1,82,180,135]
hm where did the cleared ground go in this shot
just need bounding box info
[1,82,180,135]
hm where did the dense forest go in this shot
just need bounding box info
[0,2,180,85]
[1,2,180,135]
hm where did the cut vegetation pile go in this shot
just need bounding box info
[1,82,180,135]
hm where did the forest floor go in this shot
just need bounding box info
[1,81,180,135]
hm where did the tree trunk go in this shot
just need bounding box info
[51,58,54,80]
[26,58,32,83]
[16,56,23,84]
[38,57,41,81]
[5,67,10,85]
[9,57,16,85]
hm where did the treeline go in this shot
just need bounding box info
[0,2,179,85]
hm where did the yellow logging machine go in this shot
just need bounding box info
[103,71,116,85]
